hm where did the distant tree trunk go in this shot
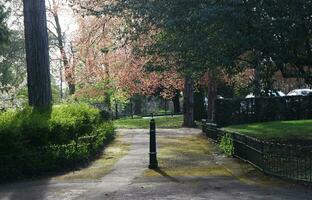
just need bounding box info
[132,95,142,115]
[68,41,76,95]
[183,76,195,127]
[207,74,218,122]
[130,98,134,118]
[59,59,63,99]
[194,88,206,121]
[253,50,262,97]
[23,0,52,107]
[51,4,76,95]
[115,101,118,119]
[104,65,111,112]
[254,63,261,97]
[134,101,142,115]
[172,91,181,114]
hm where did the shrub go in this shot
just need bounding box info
[20,107,51,146]
[49,104,101,144]
[219,133,234,156]
[99,110,111,121]
[0,110,24,154]
[0,103,115,181]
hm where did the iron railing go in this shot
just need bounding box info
[203,124,312,183]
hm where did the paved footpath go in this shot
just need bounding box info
[0,129,311,200]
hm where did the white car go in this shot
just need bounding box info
[287,89,312,96]
[245,90,285,98]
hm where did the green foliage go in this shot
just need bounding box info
[0,103,115,181]
[93,122,115,147]
[80,1,230,77]
[0,29,26,110]
[219,133,234,156]
[49,104,101,143]
[0,104,101,146]
[81,0,312,88]
[0,3,9,47]
[0,30,25,88]
[0,110,24,154]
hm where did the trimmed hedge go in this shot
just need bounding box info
[214,96,312,126]
[0,103,115,181]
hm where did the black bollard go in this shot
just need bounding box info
[149,119,158,169]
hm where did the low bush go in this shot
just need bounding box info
[219,133,234,156]
[0,103,115,181]
[49,104,101,144]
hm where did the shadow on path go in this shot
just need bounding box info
[153,168,180,183]
[0,179,50,200]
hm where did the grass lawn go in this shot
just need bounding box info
[114,115,183,129]
[224,120,312,140]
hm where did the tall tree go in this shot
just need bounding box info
[0,3,9,47]
[0,31,26,95]
[48,0,76,95]
[23,0,52,107]
[74,0,215,126]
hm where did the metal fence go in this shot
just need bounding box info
[203,124,312,183]
[92,96,181,119]
[214,95,312,126]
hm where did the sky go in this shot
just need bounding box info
[49,1,78,40]
[6,0,78,40]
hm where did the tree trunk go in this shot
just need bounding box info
[68,43,76,95]
[134,101,142,115]
[254,63,261,97]
[130,98,134,118]
[115,101,118,119]
[172,91,181,114]
[59,59,63,99]
[183,76,195,127]
[52,1,75,95]
[23,0,52,107]
[194,88,206,121]
[207,74,218,122]
[104,64,111,112]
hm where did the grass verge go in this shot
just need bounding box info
[225,120,312,140]
[114,115,183,129]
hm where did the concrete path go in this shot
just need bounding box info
[0,129,311,200]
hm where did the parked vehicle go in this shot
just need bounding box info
[245,90,285,98]
[287,89,312,96]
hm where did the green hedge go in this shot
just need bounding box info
[0,103,115,181]
[215,96,312,126]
